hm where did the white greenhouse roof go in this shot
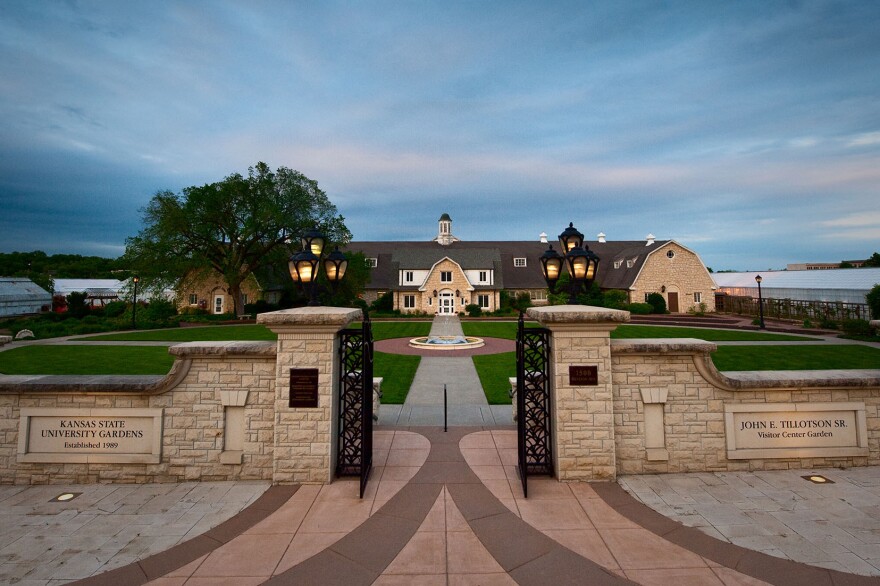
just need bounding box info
[53,279,125,295]
[713,268,880,291]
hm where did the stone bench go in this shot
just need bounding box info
[0,335,11,347]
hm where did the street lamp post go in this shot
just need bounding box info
[540,222,600,304]
[755,274,765,329]
[288,227,348,306]
[131,276,140,329]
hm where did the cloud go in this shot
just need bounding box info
[846,132,880,148]
[821,212,880,228]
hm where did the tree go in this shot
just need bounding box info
[123,162,350,315]
[863,252,880,268]
[867,284,880,319]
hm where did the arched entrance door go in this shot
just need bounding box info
[438,290,455,315]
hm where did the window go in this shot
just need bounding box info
[441,271,452,282]
[478,294,490,308]
[513,258,527,267]
[367,258,378,268]
[479,271,487,282]
[666,250,675,259]
[405,271,414,283]
[189,293,198,305]
[242,293,248,305]
[626,259,635,268]
[614,260,623,269]
[404,294,416,308]
[694,292,702,303]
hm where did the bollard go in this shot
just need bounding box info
[444,384,448,432]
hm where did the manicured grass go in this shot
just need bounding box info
[81,325,277,342]
[462,322,817,342]
[0,346,175,375]
[359,321,432,341]
[473,352,515,404]
[613,325,817,342]
[374,351,420,404]
[712,345,880,371]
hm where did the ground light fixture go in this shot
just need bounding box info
[50,492,82,502]
[803,474,834,484]
[755,274,766,329]
[288,226,347,306]
[540,223,600,304]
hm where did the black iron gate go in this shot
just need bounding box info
[515,311,553,498]
[337,312,374,498]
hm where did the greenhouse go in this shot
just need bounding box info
[0,277,52,317]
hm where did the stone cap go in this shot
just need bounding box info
[611,338,717,354]
[0,374,168,394]
[257,306,362,327]
[721,369,880,389]
[527,304,630,324]
[169,341,276,357]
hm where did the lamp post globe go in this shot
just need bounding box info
[558,222,584,253]
[131,276,140,329]
[540,245,564,292]
[288,227,349,307]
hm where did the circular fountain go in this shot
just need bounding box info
[408,335,485,350]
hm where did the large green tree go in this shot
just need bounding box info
[124,162,351,315]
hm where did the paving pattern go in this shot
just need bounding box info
[4,427,868,586]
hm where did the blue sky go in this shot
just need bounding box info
[1,1,878,271]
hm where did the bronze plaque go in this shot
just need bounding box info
[289,368,319,408]
[569,365,598,386]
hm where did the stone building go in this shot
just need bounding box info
[349,215,717,314]
[176,267,286,315]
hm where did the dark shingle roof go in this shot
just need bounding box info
[347,239,671,291]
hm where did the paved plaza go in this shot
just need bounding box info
[0,429,878,584]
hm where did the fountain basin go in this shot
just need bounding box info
[409,336,485,350]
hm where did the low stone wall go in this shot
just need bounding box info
[612,339,880,475]
[0,342,276,484]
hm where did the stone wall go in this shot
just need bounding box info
[0,342,276,484]
[611,339,880,475]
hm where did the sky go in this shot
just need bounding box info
[1,1,878,271]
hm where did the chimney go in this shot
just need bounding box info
[597,232,606,243]
[646,233,655,246]
[539,232,548,243]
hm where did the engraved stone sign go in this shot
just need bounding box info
[725,402,868,460]
[18,408,163,464]
[289,368,319,408]
[569,365,598,386]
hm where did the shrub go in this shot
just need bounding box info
[646,293,667,314]
[465,304,482,317]
[688,302,708,316]
[601,290,628,309]
[66,291,89,318]
[516,292,532,310]
[143,298,177,321]
[179,306,208,316]
[819,317,838,330]
[841,319,873,337]
[371,291,394,312]
[103,301,127,317]
[627,302,653,315]
[244,300,278,315]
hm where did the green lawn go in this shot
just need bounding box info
[361,321,432,341]
[472,352,515,404]
[374,351,420,404]
[711,345,880,371]
[462,322,817,342]
[81,325,276,342]
[0,346,175,375]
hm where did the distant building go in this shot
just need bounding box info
[0,277,52,317]
[713,269,880,305]
[53,279,124,307]
[348,215,717,314]
[176,267,287,314]
[786,260,866,270]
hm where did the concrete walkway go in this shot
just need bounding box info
[382,315,511,426]
[6,428,873,585]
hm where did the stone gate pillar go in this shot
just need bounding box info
[527,305,629,481]
[258,306,361,484]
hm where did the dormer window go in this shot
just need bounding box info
[626,257,636,268]
[405,271,414,283]
[514,258,527,267]
[367,258,378,268]
[614,260,623,269]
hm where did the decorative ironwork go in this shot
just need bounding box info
[337,311,374,498]
[516,311,553,498]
